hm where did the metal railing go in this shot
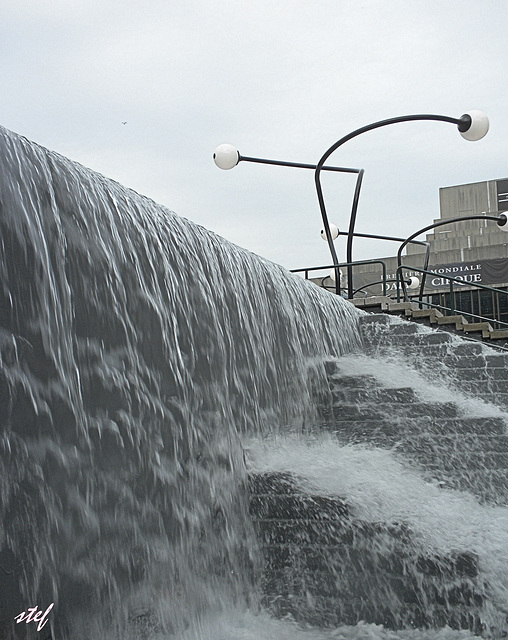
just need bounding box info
[396,264,508,330]
[291,259,508,330]
[291,260,388,297]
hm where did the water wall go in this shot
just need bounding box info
[0,126,361,639]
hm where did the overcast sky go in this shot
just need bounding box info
[2,0,507,271]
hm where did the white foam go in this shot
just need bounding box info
[246,434,508,602]
[168,608,479,640]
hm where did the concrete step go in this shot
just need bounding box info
[354,315,508,414]
[395,433,508,465]
[485,353,508,366]
[488,329,508,340]
[381,301,418,314]
[442,367,508,382]
[454,342,485,355]
[462,322,494,337]
[351,296,390,309]
[410,309,444,323]
[328,373,379,388]
[331,386,418,404]
[374,343,475,360]
[327,401,460,421]
[257,311,508,632]
[431,469,508,505]
[327,417,507,439]
[475,393,508,406]
[248,471,302,496]
[437,315,469,330]
[324,342,489,378]
[262,595,483,631]
[398,454,508,505]
[362,331,456,348]
[370,322,420,336]
[359,316,508,368]
[440,353,508,369]
[249,494,348,521]
[457,379,508,394]
[358,312,391,325]
[355,300,508,346]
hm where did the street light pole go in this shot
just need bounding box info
[214,110,489,300]
[314,111,490,299]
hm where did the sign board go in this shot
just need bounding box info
[350,257,508,295]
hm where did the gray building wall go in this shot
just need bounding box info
[439,178,497,220]
[406,177,508,266]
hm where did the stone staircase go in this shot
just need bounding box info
[249,471,487,632]
[350,295,508,347]
[359,312,508,416]
[247,312,508,633]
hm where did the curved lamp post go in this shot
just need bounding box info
[214,110,489,299]
[397,212,508,301]
[314,110,490,298]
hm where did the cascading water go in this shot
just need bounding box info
[0,126,362,639]
[2,125,508,640]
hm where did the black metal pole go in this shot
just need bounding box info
[238,155,359,174]
[333,229,429,301]
[236,154,362,296]
[314,113,469,299]
[336,229,427,246]
[337,227,428,298]
[346,170,365,298]
[419,243,431,306]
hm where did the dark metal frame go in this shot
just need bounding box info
[313,113,474,299]
[228,112,477,300]
[396,213,508,301]
[291,229,428,298]
[395,264,508,331]
[291,259,388,296]
[237,155,359,175]
[333,229,429,302]
[234,153,361,295]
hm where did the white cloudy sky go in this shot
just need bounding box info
[2,0,507,270]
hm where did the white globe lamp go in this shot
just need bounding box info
[329,267,343,282]
[320,223,339,241]
[213,144,240,170]
[459,111,489,141]
[407,276,420,290]
[497,214,508,232]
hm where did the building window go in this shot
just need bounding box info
[496,288,508,327]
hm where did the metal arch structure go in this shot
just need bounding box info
[214,111,487,299]
[396,213,508,302]
[313,113,474,299]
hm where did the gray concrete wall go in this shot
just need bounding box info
[439,179,498,219]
